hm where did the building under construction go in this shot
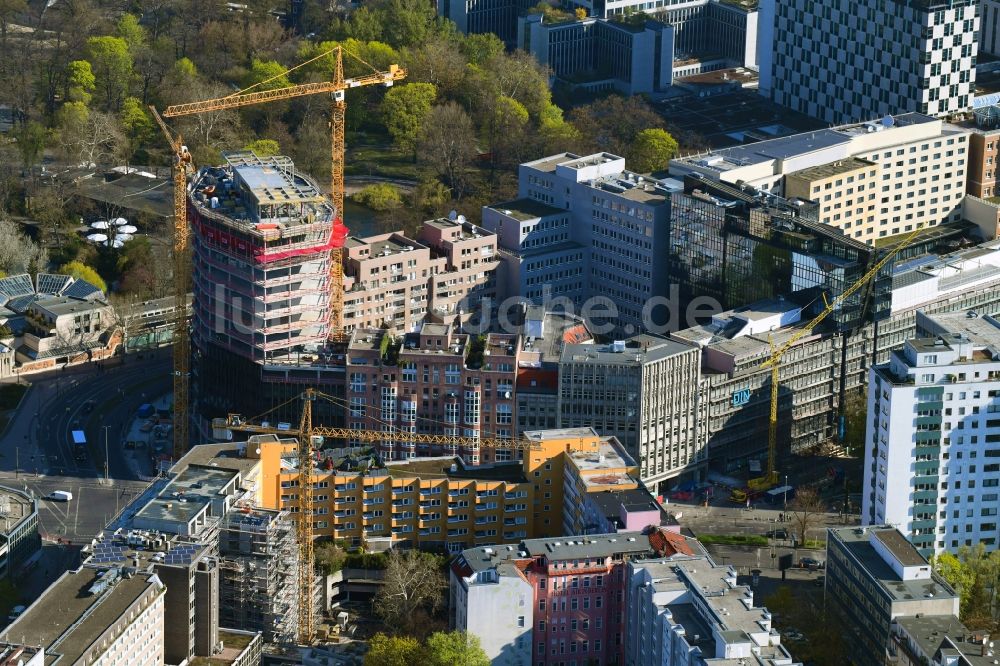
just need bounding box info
[190,151,348,427]
[218,508,301,644]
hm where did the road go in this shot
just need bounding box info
[0,350,170,542]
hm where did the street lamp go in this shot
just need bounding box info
[784,474,789,512]
[103,425,110,483]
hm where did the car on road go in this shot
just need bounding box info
[799,557,824,570]
[82,400,95,414]
[765,528,789,539]
[45,491,73,502]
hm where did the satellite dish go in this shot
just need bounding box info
[457,214,467,224]
[448,210,458,221]
[881,115,894,128]
[255,448,261,454]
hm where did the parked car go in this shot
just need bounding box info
[765,529,789,540]
[799,557,824,570]
[7,605,25,622]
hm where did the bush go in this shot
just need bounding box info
[697,534,768,546]
[353,183,402,212]
[344,551,389,570]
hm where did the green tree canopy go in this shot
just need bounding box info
[382,82,437,156]
[422,631,490,666]
[120,97,153,164]
[363,634,421,666]
[115,14,146,53]
[13,122,47,169]
[67,60,96,105]
[315,540,348,574]
[244,139,281,157]
[354,183,402,211]
[85,36,134,111]
[243,59,291,91]
[460,33,504,66]
[60,261,107,293]
[628,127,678,173]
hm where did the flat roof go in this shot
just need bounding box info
[894,615,992,666]
[523,153,579,173]
[384,457,528,483]
[488,198,566,221]
[172,442,262,478]
[561,335,695,365]
[6,568,161,665]
[132,464,238,528]
[32,297,105,318]
[523,427,599,441]
[831,527,957,603]
[522,532,651,561]
[788,156,876,182]
[0,485,33,530]
[871,528,929,567]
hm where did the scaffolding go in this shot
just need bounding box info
[218,508,303,644]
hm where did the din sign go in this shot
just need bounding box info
[732,388,751,407]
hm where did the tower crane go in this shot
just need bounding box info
[217,389,531,643]
[150,47,406,462]
[736,225,926,502]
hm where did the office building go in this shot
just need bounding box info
[438,0,535,44]
[758,0,978,124]
[983,0,1000,58]
[190,151,346,421]
[517,0,757,95]
[670,113,970,245]
[864,310,1000,557]
[0,486,39,582]
[482,200,585,306]
[341,219,499,333]
[626,556,798,666]
[504,152,677,333]
[888,615,995,665]
[558,335,706,490]
[826,526,960,666]
[673,238,1000,473]
[3,566,166,665]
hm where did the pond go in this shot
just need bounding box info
[340,199,380,238]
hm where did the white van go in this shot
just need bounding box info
[46,491,73,502]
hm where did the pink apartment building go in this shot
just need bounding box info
[450,528,696,666]
[344,323,520,463]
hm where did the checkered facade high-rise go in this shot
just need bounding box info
[759,0,978,124]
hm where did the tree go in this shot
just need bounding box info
[120,97,153,167]
[108,293,143,354]
[411,178,451,216]
[787,487,826,546]
[57,106,125,167]
[13,122,47,170]
[354,183,402,212]
[315,539,348,575]
[244,59,291,91]
[628,128,678,173]
[85,36,134,111]
[483,95,529,170]
[401,38,468,100]
[67,60,96,105]
[0,219,47,277]
[569,95,666,157]
[0,0,26,49]
[60,261,107,293]
[382,82,437,158]
[115,13,146,53]
[373,549,446,636]
[244,139,281,157]
[422,631,490,666]
[364,634,421,666]
[459,33,504,66]
[932,545,1000,629]
[419,102,477,197]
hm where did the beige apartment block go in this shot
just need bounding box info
[785,158,882,244]
[417,218,498,325]
[342,233,438,333]
[341,220,499,333]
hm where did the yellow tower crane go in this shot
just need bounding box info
[217,389,533,643]
[741,224,926,499]
[150,47,406,461]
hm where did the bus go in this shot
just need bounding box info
[71,430,87,461]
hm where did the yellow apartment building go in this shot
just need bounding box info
[239,427,645,551]
[784,157,882,244]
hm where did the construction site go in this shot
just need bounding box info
[218,509,302,644]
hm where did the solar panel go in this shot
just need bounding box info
[63,280,103,300]
[36,273,72,295]
[0,274,33,303]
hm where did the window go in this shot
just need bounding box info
[517,616,525,628]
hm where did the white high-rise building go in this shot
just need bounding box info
[759,0,978,124]
[863,310,1000,558]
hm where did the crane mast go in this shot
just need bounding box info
[152,49,406,644]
